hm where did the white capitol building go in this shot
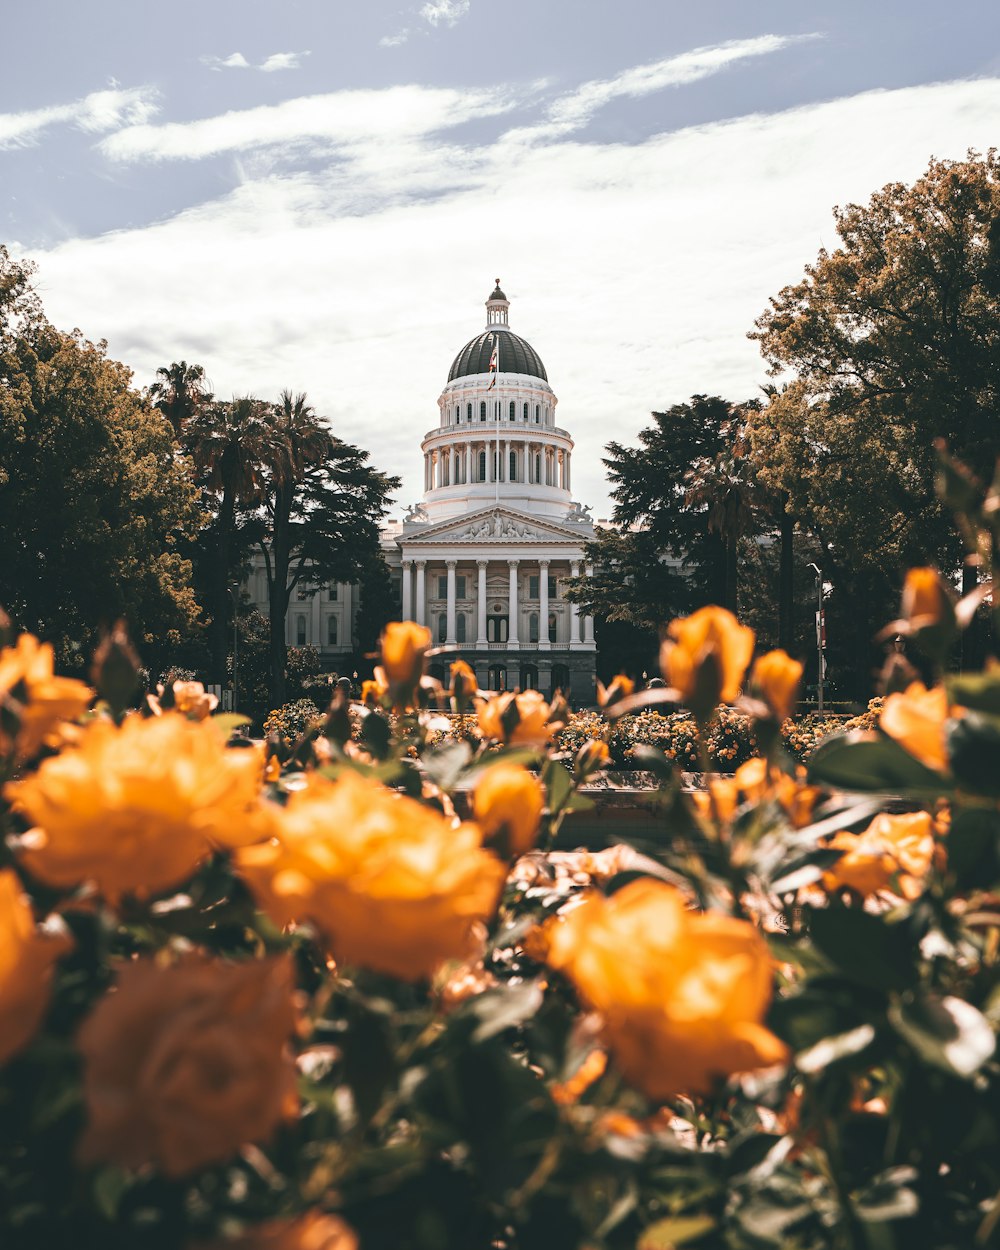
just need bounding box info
[252,282,598,702]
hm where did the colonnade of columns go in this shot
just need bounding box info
[399,557,594,648]
[423,440,571,490]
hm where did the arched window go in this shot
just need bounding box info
[509,401,515,420]
[438,614,447,643]
[528,613,539,643]
[535,452,541,481]
[480,401,487,422]
[548,613,557,643]
[467,403,472,422]
[456,613,467,642]
[327,616,338,645]
[535,405,540,423]
[455,405,460,423]
[478,450,486,481]
[296,615,307,645]
[523,402,529,421]
[509,450,517,481]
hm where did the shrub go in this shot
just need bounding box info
[263,697,323,741]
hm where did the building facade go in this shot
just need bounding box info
[247,282,598,703]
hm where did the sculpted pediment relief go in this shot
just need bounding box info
[403,507,587,545]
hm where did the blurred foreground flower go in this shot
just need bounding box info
[543,878,787,1098]
[6,713,271,903]
[476,689,560,747]
[379,621,431,706]
[0,633,92,759]
[191,1211,357,1250]
[823,811,935,899]
[880,681,950,771]
[77,956,298,1177]
[750,650,803,721]
[473,762,544,857]
[238,771,506,981]
[661,606,754,721]
[0,868,72,1065]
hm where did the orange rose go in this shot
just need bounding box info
[0,868,72,1065]
[448,659,479,707]
[0,633,92,759]
[822,811,935,899]
[190,1211,357,1250]
[880,681,950,771]
[379,621,431,694]
[551,1048,608,1105]
[596,674,634,709]
[692,777,739,825]
[360,676,387,707]
[76,956,298,1178]
[750,650,803,721]
[661,607,755,718]
[473,763,545,857]
[171,681,220,720]
[544,879,787,1098]
[6,713,272,903]
[237,771,506,981]
[575,739,611,777]
[476,689,558,747]
[901,567,952,629]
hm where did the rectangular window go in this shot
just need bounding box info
[527,577,556,599]
[391,578,401,604]
[438,576,448,599]
[328,583,339,601]
[296,615,307,645]
[326,616,338,645]
[456,575,467,600]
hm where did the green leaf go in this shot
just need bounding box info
[947,807,1000,888]
[808,906,916,992]
[93,1167,130,1221]
[796,1023,877,1073]
[638,1214,717,1249]
[469,980,545,1042]
[807,732,946,793]
[542,758,574,813]
[947,713,1000,796]
[211,712,252,740]
[948,670,1000,717]
[420,740,473,791]
[630,743,676,782]
[889,993,996,1077]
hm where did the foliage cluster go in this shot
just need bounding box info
[263,698,324,743]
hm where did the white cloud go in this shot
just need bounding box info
[379,30,411,48]
[420,0,471,27]
[0,87,159,150]
[99,84,523,163]
[260,51,310,72]
[202,50,309,72]
[32,77,1000,520]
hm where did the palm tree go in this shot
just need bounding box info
[149,361,212,435]
[183,395,272,683]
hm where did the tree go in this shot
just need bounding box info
[182,396,272,683]
[750,150,1000,692]
[0,250,202,666]
[149,360,212,435]
[249,391,399,706]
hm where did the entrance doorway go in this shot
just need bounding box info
[487,615,508,643]
[487,665,508,691]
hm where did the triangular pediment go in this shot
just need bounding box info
[401,506,590,546]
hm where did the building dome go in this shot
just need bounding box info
[447,330,548,383]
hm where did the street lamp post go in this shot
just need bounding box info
[230,583,240,712]
[808,562,824,713]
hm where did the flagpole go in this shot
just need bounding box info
[494,330,500,504]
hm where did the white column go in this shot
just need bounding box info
[566,453,571,492]
[402,560,412,621]
[584,562,595,646]
[415,560,427,627]
[504,439,509,483]
[446,560,457,645]
[570,560,582,645]
[342,580,353,651]
[465,441,471,484]
[539,559,550,651]
[476,559,488,645]
[508,558,520,649]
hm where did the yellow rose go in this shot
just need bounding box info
[544,879,787,1098]
[880,681,950,771]
[473,763,545,857]
[6,713,272,904]
[901,567,951,629]
[189,1211,357,1250]
[0,868,72,1065]
[379,621,431,695]
[575,739,611,777]
[823,811,935,899]
[360,676,387,707]
[750,650,803,721]
[171,680,220,720]
[237,771,506,981]
[661,607,755,716]
[476,689,558,747]
[76,955,298,1178]
[0,633,92,759]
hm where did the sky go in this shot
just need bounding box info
[4,1,1000,520]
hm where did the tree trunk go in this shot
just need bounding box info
[778,502,794,653]
[267,481,294,708]
[209,480,236,686]
[725,537,739,614]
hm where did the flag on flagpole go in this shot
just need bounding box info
[487,334,498,390]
